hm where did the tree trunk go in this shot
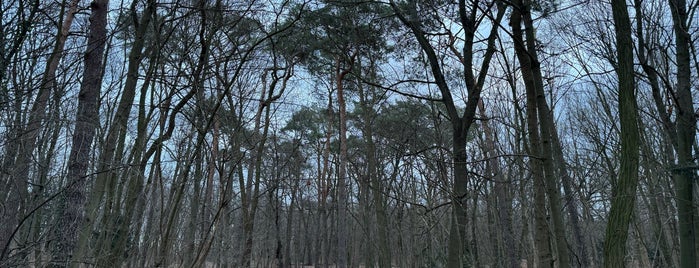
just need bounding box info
[478,100,517,267]
[634,2,683,266]
[515,2,572,266]
[284,177,297,268]
[389,2,504,266]
[73,0,154,264]
[240,101,268,268]
[668,0,697,267]
[335,53,355,268]
[551,125,589,267]
[48,0,109,266]
[357,63,391,268]
[602,0,640,266]
[510,7,553,268]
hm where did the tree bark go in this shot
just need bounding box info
[602,0,640,266]
[48,0,109,266]
[668,0,697,267]
[510,1,573,266]
[335,52,355,268]
[510,6,553,268]
[73,1,154,264]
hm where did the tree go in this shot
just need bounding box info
[71,1,155,265]
[279,2,392,266]
[355,57,392,268]
[0,1,79,265]
[509,1,572,266]
[389,1,505,266]
[602,0,640,266]
[3,0,699,266]
[667,0,697,266]
[633,0,696,266]
[49,0,109,266]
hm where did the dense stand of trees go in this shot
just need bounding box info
[1,0,698,267]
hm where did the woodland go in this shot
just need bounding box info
[0,0,697,267]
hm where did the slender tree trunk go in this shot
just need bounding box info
[516,2,571,266]
[470,184,481,267]
[316,92,334,268]
[335,53,355,268]
[240,63,291,267]
[641,167,675,267]
[478,100,517,267]
[603,0,640,266]
[668,0,697,267]
[357,64,391,268]
[159,140,199,267]
[512,89,535,268]
[184,5,217,264]
[551,126,588,267]
[48,0,109,266]
[73,0,154,264]
[634,2,682,266]
[15,0,79,193]
[510,7,553,268]
[527,84,552,268]
[30,108,62,267]
[186,152,204,266]
[284,178,297,268]
[102,39,160,267]
[240,105,267,268]
[360,163,374,268]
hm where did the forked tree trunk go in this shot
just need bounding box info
[389,2,504,266]
[510,1,573,266]
[510,7,553,268]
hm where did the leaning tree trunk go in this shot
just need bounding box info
[72,1,153,264]
[511,1,572,266]
[48,0,108,266]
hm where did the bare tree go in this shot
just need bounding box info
[389,1,505,266]
[49,0,109,266]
